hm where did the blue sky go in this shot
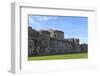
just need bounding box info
[28,15,88,44]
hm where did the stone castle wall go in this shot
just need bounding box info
[28,26,87,56]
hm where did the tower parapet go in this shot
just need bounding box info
[48,29,64,40]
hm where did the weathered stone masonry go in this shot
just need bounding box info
[28,26,88,56]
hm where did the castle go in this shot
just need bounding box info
[28,26,88,56]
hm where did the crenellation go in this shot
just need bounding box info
[28,26,88,56]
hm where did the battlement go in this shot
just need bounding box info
[28,26,87,56]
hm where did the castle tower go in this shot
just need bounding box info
[48,29,64,40]
[38,30,51,55]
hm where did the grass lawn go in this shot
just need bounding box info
[28,52,88,61]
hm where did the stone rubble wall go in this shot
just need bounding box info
[28,26,88,56]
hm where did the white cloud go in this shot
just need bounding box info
[28,16,58,30]
[29,17,35,24]
[29,17,42,30]
[38,16,57,22]
[43,17,51,21]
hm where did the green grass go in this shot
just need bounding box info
[28,52,88,61]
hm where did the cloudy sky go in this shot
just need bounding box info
[28,15,88,44]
